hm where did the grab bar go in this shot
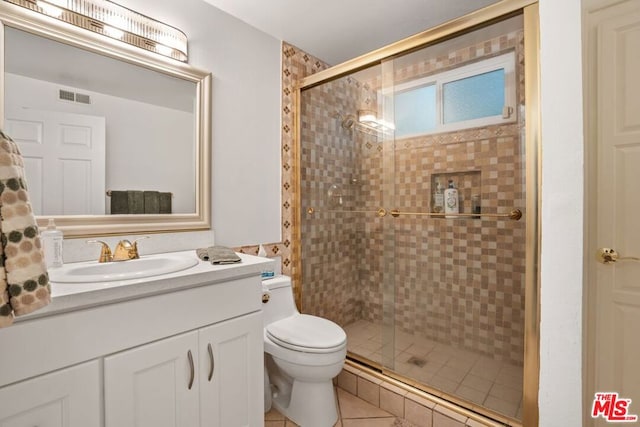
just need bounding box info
[307,207,388,217]
[306,207,522,221]
[389,209,522,221]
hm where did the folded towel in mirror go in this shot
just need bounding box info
[144,191,159,214]
[110,190,149,214]
[159,192,172,214]
[110,190,129,214]
[196,246,241,264]
[129,190,144,214]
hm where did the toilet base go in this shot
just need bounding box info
[272,378,338,427]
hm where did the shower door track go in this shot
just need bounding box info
[346,353,521,426]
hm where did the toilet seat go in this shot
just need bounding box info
[266,314,346,354]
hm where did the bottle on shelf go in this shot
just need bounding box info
[472,194,481,218]
[444,179,459,218]
[433,180,444,213]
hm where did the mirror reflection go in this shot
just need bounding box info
[4,27,197,216]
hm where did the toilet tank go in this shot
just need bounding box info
[262,275,298,325]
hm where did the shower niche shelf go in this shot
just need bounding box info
[430,170,482,216]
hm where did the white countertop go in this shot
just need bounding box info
[18,251,274,322]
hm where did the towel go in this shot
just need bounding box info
[143,191,160,214]
[110,190,129,214]
[159,192,172,214]
[128,190,144,214]
[111,190,170,214]
[0,130,51,328]
[196,246,242,264]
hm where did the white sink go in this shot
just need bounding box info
[49,253,199,283]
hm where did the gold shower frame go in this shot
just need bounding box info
[293,1,540,426]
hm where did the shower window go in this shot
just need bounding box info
[394,84,437,137]
[392,51,516,137]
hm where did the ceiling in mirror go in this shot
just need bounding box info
[0,1,211,237]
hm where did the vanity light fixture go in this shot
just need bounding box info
[3,0,189,61]
[357,109,396,132]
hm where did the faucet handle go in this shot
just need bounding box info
[131,236,149,258]
[113,236,149,261]
[132,236,149,246]
[87,240,113,263]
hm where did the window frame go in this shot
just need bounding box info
[388,50,516,138]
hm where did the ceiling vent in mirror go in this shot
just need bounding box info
[59,89,91,105]
[3,0,188,62]
[58,89,75,102]
[75,93,91,104]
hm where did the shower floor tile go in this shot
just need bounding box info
[345,319,524,419]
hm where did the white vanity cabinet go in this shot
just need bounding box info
[104,331,200,427]
[0,255,271,427]
[0,360,101,427]
[104,312,263,427]
[198,312,263,427]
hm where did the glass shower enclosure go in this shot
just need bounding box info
[298,13,530,425]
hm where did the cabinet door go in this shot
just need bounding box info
[0,360,100,427]
[104,331,199,427]
[199,312,263,427]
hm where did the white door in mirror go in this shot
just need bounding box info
[5,107,106,216]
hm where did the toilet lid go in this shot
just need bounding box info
[266,314,346,353]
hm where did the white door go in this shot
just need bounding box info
[4,107,106,215]
[0,360,100,427]
[104,331,200,427]
[199,312,264,427]
[588,0,640,424]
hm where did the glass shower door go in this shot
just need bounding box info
[299,66,393,368]
[299,12,527,423]
[378,15,527,421]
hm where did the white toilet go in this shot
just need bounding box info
[262,275,347,427]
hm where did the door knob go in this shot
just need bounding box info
[597,248,618,264]
[597,247,640,264]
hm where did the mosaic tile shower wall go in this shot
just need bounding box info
[297,26,526,366]
[299,78,363,325]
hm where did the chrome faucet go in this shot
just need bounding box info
[87,237,148,262]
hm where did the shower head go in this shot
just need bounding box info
[341,115,356,130]
[334,111,356,130]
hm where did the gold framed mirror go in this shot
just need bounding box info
[0,1,211,237]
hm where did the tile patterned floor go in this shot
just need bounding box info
[344,320,524,419]
[265,387,414,427]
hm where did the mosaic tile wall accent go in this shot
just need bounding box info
[297,27,526,366]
